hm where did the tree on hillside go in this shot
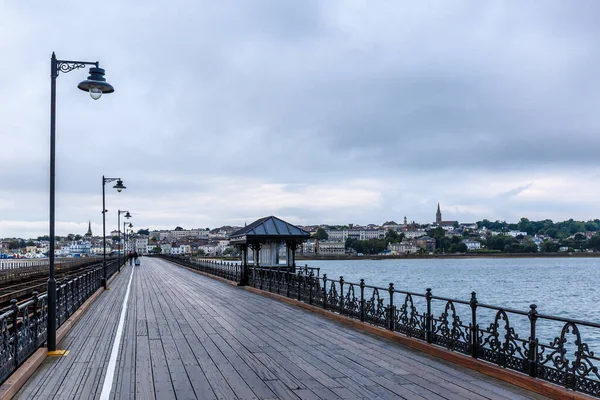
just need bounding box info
[137,229,150,235]
[153,246,162,254]
[174,226,184,231]
[540,240,560,252]
[385,230,400,241]
[313,228,329,240]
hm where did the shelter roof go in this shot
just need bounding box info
[229,216,310,245]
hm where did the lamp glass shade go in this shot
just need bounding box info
[113,179,126,192]
[77,67,115,95]
[89,87,103,100]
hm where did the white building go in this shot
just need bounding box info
[157,229,210,240]
[134,237,149,254]
[507,231,528,238]
[170,244,191,255]
[317,242,345,255]
[388,242,418,255]
[403,230,427,239]
[325,229,386,241]
[199,244,219,256]
[302,241,316,255]
[70,241,91,256]
[461,240,481,251]
[160,243,172,254]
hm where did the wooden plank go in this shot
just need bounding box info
[135,332,156,399]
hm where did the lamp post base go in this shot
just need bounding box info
[47,278,57,352]
[101,277,107,289]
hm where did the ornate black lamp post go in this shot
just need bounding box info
[48,53,114,352]
[102,177,125,289]
[125,222,133,263]
[117,210,132,272]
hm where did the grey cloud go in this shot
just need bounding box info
[2,1,600,237]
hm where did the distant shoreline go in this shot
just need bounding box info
[297,252,600,261]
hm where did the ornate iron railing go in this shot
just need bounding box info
[248,268,600,398]
[0,259,120,384]
[158,255,241,282]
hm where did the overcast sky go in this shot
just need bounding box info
[1,1,600,238]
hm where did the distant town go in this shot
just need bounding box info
[2,204,600,259]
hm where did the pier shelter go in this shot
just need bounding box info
[229,216,310,284]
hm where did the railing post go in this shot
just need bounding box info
[470,292,478,358]
[32,291,39,345]
[528,304,538,378]
[11,299,19,366]
[360,279,365,322]
[425,288,432,343]
[297,274,301,301]
[309,272,313,305]
[286,271,290,298]
[388,283,395,331]
[268,270,273,293]
[339,277,344,313]
[322,274,327,309]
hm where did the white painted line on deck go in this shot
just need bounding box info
[99,266,135,400]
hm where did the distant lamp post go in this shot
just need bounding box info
[102,177,126,288]
[48,52,114,353]
[117,210,132,272]
[126,222,134,261]
[124,221,133,260]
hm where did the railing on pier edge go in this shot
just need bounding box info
[161,255,600,398]
[0,258,123,385]
[157,255,243,282]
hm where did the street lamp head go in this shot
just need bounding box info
[113,179,126,192]
[124,211,132,219]
[128,223,133,228]
[77,67,114,100]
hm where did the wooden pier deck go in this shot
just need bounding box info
[14,257,550,399]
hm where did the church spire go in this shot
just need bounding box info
[85,220,93,237]
[436,203,442,225]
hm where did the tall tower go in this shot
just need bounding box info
[436,203,442,225]
[403,216,407,225]
[84,220,93,238]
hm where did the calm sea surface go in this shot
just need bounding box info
[301,257,600,322]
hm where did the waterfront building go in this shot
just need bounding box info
[199,244,219,255]
[415,236,436,251]
[68,240,92,257]
[91,244,105,255]
[302,241,316,256]
[388,242,419,254]
[325,228,385,241]
[461,239,482,251]
[160,243,172,254]
[170,244,191,255]
[316,241,345,255]
[135,237,149,254]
